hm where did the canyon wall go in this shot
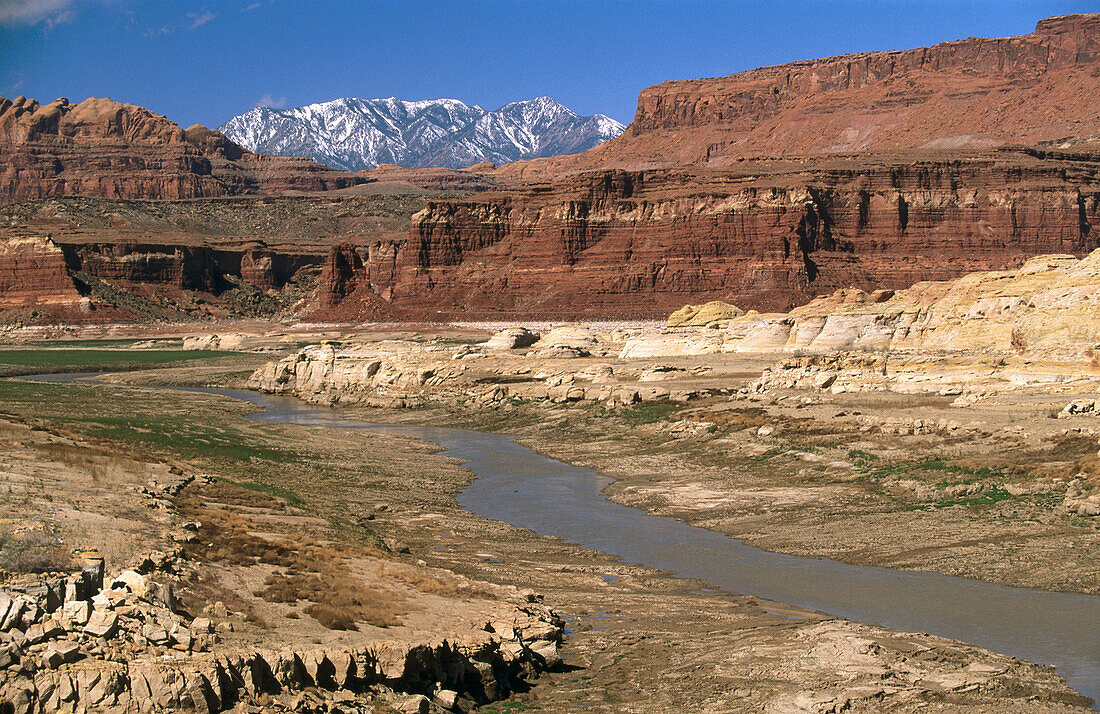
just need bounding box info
[0,235,84,307]
[326,14,1100,319]
[318,151,1100,318]
[2,16,1100,322]
[0,96,364,205]
[499,14,1100,179]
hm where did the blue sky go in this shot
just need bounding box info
[1,0,1097,129]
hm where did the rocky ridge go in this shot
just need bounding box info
[0,435,564,714]
[247,243,1100,409]
[245,328,727,410]
[0,96,364,205]
[497,14,1100,176]
[605,250,1100,418]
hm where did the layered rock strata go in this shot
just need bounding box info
[0,96,363,205]
[624,250,1100,396]
[4,16,1100,321]
[255,249,1100,408]
[246,329,727,409]
[333,152,1100,318]
[0,236,84,308]
[499,14,1100,175]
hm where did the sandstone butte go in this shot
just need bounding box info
[1,15,1100,322]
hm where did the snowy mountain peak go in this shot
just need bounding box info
[218,96,625,171]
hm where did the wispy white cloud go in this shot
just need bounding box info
[186,10,213,30]
[42,7,69,29]
[0,0,75,25]
[242,2,261,11]
[254,93,287,109]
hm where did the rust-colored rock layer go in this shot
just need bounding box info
[0,96,363,204]
[497,14,1100,179]
[3,16,1100,321]
[344,151,1099,318]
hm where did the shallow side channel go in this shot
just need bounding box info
[41,378,1100,705]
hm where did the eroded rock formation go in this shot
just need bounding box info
[499,14,1100,176]
[621,250,1100,398]
[3,17,1100,322]
[0,236,84,308]
[333,153,1099,318]
[0,96,363,205]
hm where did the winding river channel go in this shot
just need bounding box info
[28,375,1100,705]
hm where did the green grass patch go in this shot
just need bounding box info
[907,486,1015,511]
[0,348,237,376]
[847,448,878,464]
[0,380,298,465]
[60,413,300,464]
[220,478,303,506]
[752,446,787,461]
[861,457,1005,484]
[618,401,682,425]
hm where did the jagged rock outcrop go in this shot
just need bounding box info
[0,567,563,713]
[0,459,565,713]
[0,96,363,205]
[247,333,724,409]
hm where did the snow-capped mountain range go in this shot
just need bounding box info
[218,96,625,171]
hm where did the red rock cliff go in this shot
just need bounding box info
[350,150,1100,318]
[0,96,363,204]
[496,14,1100,179]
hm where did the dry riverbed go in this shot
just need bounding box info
[0,339,1097,712]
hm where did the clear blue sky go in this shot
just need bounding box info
[1,0,1097,129]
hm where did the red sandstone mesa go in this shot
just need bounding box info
[328,13,1100,318]
[497,14,1100,179]
[324,153,1098,319]
[0,95,363,204]
[1,15,1099,322]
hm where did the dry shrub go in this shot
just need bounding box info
[687,407,838,436]
[257,568,403,629]
[0,528,72,574]
[688,407,771,430]
[374,560,494,599]
[1011,327,1028,354]
[304,604,358,630]
[198,479,285,510]
[179,568,267,629]
[935,435,1100,492]
[1070,455,1100,492]
[177,479,404,630]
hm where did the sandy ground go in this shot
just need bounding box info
[2,337,1097,711]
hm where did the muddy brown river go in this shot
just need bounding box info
[29,376,1100,706]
